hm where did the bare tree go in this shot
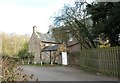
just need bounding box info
[52,2,96,49]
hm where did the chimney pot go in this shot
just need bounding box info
[33,26,37,33]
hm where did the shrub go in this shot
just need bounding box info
[0,56,38,82]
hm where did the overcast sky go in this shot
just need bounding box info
[0,0,72,35]
[0,0,93,35]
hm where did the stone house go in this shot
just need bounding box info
[29,26,61,64]
[67,37,81,65]
[67,37,81,52]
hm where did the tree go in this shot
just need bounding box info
[52,2,96,49]
[1,32,30,57]
[51,26,70,45]
[18,42,34,64]
[26,52,34,64]
[86,2,120,46]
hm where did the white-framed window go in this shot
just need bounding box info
[45,44,49,46]
[52,44,55,46]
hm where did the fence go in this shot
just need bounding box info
[79,47,120,76]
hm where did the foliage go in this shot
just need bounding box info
[1,32,29,57]
[18,42,29,59]
[51,1,120,49]
[57,43,69,52]
[86,2,120,46]
[18,42,34,64]
[52,26,70,44]
[51,2,96,49]
[0,56,38,82]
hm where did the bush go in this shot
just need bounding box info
[0,56,38,82]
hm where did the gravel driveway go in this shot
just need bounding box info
[22,65,118,81]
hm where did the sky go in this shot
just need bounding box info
[0,0,92,35]
[0,0,71,35]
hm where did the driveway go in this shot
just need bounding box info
[22,65,118,81]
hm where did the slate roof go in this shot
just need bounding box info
[36,32,55,42]
[41,45,59,52]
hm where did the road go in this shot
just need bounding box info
[22,65,118,81]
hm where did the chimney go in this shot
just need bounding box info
[33,26,37,33]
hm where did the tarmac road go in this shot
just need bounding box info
[22,65,118,81]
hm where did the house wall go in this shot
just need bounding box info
[68,43,80,52]
[41,51,61,64]
[41,52,50,63]
[68,43,80,65]
[68,52,79,66]
[29,33,41,63]
[29,26,61,64]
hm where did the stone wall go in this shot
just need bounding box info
[29,33,41,63]
[68,52,79,66]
